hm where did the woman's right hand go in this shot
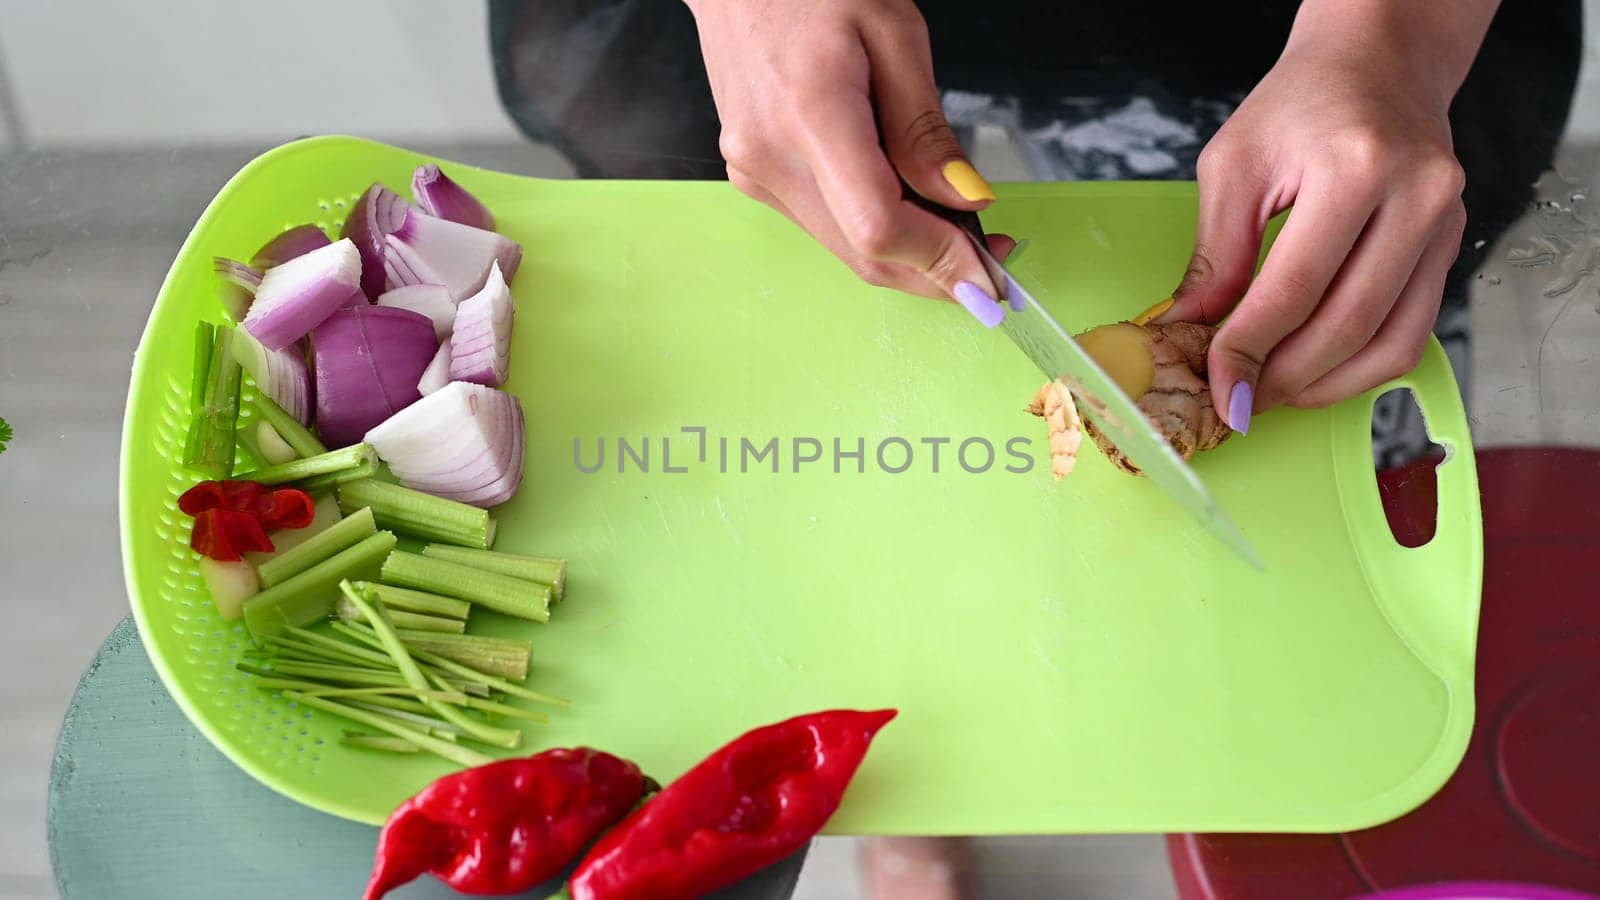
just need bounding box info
[684,0,1013,317]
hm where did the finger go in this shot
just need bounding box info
[1155,139,1274,325]
[1254,192,1450,407]
[860,12,995,209]
[1203,173,1381,430]
[731,163,945,299]
[1290,200,1464,408]
[790,78,999,302]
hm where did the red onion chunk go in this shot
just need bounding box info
[377,284,455,341]
[341,184,410,300]
[448,261,513,387]
[364,381,525,508]
[417,342,451,396]
[213,257,262,323]
[311,305,438,448]
[243,239,363,351]
[382,208,521,301]
[411,164,496,231]
[251,224,332,269]
[231,328,313,425]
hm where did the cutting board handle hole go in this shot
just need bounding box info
[1373,388,1445,548]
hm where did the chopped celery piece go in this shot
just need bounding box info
[351,581,469,620]
[282,625,396,669]
[337,595,464,633]
[340,582,521,750]
[341,732,422,753]
[338,479,494,549]
[183,324,242,478]
[294,457,379,495]
[420,545,566,601]
[282,690,491,767]
[381,551,550,623]
[189,321,215,417]
[247,393,326,458]
[257,507,376,587]
[242,443,376,486]
[340,621,569,709]
[395,629,531,681]
[241,530,396,640]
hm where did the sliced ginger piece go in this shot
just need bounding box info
[1026,381,1083,480]
[1028,319,1231,477]
[1075,322,1156,399]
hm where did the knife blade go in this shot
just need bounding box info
[915,195,1261,567]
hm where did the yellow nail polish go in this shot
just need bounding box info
[1132,297,1174,326]
[941,160,996,202]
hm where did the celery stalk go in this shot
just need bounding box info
[420,545,567,601]
[381,551,550,623]
[294,458,379,495]
[350,582,469,620]
[340,582,522,750]
[341,732,422,753]
[183,324,242,478]
[282,625,399,669]
[338,479,495,549]
[257,507,377,587]
[242,443,376,486]
[241,530,396,640]
[394,629,531,681]
[282,691,491,767]
[340,621,569,709]
[336,595,464,633]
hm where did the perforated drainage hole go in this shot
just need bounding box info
[318,201,330,211]
[334,198,346,208]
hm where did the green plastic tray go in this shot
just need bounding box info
[123,136,1482,832]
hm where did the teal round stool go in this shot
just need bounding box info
[48,618,808,899]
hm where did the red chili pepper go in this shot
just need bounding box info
[253,487,315,530]
[364,748,651,900]
[567,709,897,900]
[178,480,314,559]
[188,508,274,561]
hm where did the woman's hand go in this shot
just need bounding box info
[683,0,1013,316]
[1157,1,1498,431]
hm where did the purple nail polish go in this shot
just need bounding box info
[1228,380,1254,435]
[954,281,1005,328]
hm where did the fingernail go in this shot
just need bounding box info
[954,281,1005,327]
[1133,297,1174,326]
[942,160,997,202]
[1227,380,1254,435]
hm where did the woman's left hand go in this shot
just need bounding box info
[1156,1,1498,430]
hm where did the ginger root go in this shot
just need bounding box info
[1028,320,1231,478]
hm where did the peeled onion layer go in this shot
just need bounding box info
[311,305,438,448]
[417,342,451,396]
[412,164,496,231]
[377,284,456,341]
[242,238,363,351]
[448,261,514,387]
[383,208,521,302]
[251,224,332,270]
[213,257,262,323]
[231,326,314,425]
[342,183,409,300]
[364,381,525,508]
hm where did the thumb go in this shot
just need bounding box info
[1155,143,1269,326]
[862,13,995,209]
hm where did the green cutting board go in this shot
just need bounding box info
[123,136,1482,833]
